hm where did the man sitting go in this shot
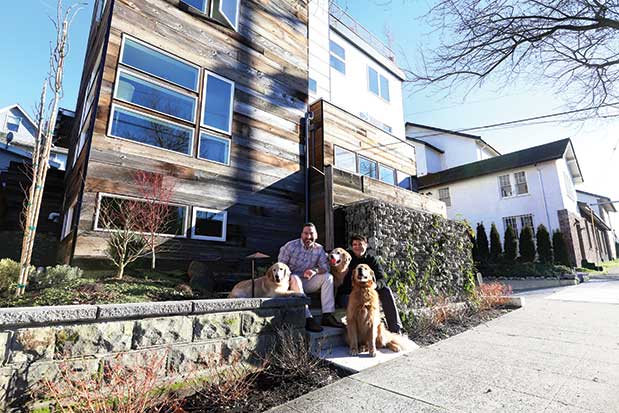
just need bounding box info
[278,223,345,332]
[336,234,403,334]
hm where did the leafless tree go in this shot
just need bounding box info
[16,0,83,296]
[408,0,619,111]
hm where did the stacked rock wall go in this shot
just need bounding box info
[343,200,475,306]
[0,297,307,410]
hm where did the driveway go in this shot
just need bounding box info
[270,280,619,412]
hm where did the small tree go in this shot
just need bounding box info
[536,224,553,264]
[476,223,489,263]
[519,225,536,262]
[489,223,502,262]
[553,230,571,267]
[504,225,518,262]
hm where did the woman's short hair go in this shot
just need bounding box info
[350,234,367,244]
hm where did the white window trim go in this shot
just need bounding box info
[197,132,231,166]
[5,114,22,131]
[113,67,198,124]
[514,171,529,195]
[61,199,77,240]
[119,34,200,93]
[94,192,189,238]
[333,145,357,173]
[358,155,378,179]
[378,163,395,184]
[107,103,195,157]
[217,0,240,31]
[191,207,227,241]
[367,66,390,102]
[499,171,530,199]
[201,69,235,135]
[182,0,209,13]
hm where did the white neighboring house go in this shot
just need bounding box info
[405,122,500,176]
[0,104,67,171]
[418,138,613,265]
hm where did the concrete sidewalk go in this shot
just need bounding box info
[270,281,619,412]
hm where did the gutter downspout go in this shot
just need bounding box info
[303,110,314,223]
[536,164,553,232]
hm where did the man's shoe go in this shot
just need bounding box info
[321,313,345,328]
[305,317,323,332]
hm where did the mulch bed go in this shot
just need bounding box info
[407,307,513,347]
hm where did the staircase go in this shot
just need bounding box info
[306,308,419,373]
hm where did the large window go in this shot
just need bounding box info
[330,40,346,74]
[498,174,513,198]
[438,187,451,207]
[502,214,534,234]
[192,207,227,241]
[367,67,390,101]
[358,156,378,179]
[514,171,528,195]
[109,105,194,155]
[202,71,234,134]
[180,0,240,31]
[379,164,395,185]
[334,146,356,173]
[499,171,528,198]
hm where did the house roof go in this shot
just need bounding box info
[406,137,445,154]
[419,138,584,189]
[0,104,37,129]
[578,202,612,231]
[405,122,501,156]
[576,189,617,213]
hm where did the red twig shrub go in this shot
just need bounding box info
[476,282,512,310]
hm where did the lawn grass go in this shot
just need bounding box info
[576,259,619,275]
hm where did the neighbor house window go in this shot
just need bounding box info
[379,164,395,185]
[397,171,412,190]
[502,214,533,233]
[329,40,346,74]
[334,146,356,173]
[6,115,21,132]
[514,171,528,195]
[95,194,188,236]
[438,188,451,207]
[109,104,194,155]
[180,0,240,30]
[358,156,378,179]
[367,67,390,101]
[309,78,317,93]
[202,70,234,134]
[199,132,230,165]
[498,174,513,198]
[192,207,227,241]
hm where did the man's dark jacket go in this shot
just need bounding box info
[338,249,388,296]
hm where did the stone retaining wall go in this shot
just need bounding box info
[0,297,308,410]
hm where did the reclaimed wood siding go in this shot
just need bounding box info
[72,0,309,262]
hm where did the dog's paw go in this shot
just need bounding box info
[369,348,377,357]
[349,347,359,356]
[359,345,368,353]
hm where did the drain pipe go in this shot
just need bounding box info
[536,164,553,231]
[303,110,314,223]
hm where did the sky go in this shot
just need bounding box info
[0,1,616,221]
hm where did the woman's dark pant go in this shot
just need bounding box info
[336,286,403,333]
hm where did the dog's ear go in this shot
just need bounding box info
[351,265,359,283]
[266,264,276,282]
[369,267,376,283]
[344,251,352,265]
[282,263,291,279]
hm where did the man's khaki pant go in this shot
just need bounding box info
[290,272,335,318]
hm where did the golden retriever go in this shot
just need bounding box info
[229,262,304,299]
[328,247,352,288]
[346,264,402,357]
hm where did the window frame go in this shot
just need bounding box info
[358,155,378,179]
[498,174,513,198]
[93,192,189,238]
[6,114,21,132]
[215,0,241,31]
[438,187,451,207]
[119,35,201,93]
[514,171,528,195]
[198,131,231,166]
[191,206,228,241]
[397,170,412,190]
[61,199,77,241]
[329,40,346,75]
[107,103,195,157]
[378,163,395,185]
[201,69,235,135]
[113,67,198,124]
[333,145,357,173]
[367,66,390,102]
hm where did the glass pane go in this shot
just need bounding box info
[335,146,356,173]
[379,165,395,185]
[380,75,390,101]
[194,209,225,238]
[397,172,411,190]
[181,0,207,12]
[329,40,345,59]
[203,74,233,133]
[98,196,185,235]
[199,133,230,164]
[309,78,317,93]
[116,71,196,122]
[110,106,193,154]
[330,56,346,74]
[220,0,239,28]
[359,157,377,178]
[368,67,379,95]
[122,38,199,91]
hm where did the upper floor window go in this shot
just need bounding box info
[94,0,107,23]
[6,115,21,132]
[334,146,356,173]
[330,40,346,74]
[202,71,234,134]
[438,187,451,207]
[379,164,395,185]
[498,174,512,197]
[309,78,317,93]
[358,155,378,179]
[514,171,528,195]
[367,67,390,101]
[499,171,528,198]
[181,0,240,31]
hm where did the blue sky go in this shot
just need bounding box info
[0,0,616,205]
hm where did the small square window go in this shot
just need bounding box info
[192,207,227,241]
[199,132,230,165]
[6,115,21,132]
[309,78,317,93]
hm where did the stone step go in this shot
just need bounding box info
[307,326,347,354]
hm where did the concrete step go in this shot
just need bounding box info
[307,326,347,354]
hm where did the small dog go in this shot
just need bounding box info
[346,264,402,357]
[229,262,304,299]
[328,247,352,288]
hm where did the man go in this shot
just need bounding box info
[336,234,403,334]
[278,223,345,332]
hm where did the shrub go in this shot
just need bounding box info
[536,224,553,264]
[519,225,536,262]
[476,282,512,311]
[504,225,518,262]
[477,262,575,278]
[30,264,83,289]
[476,223,490,262]
[0,259,34,297]
[553,230,571,267]
[489,223,502,262]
